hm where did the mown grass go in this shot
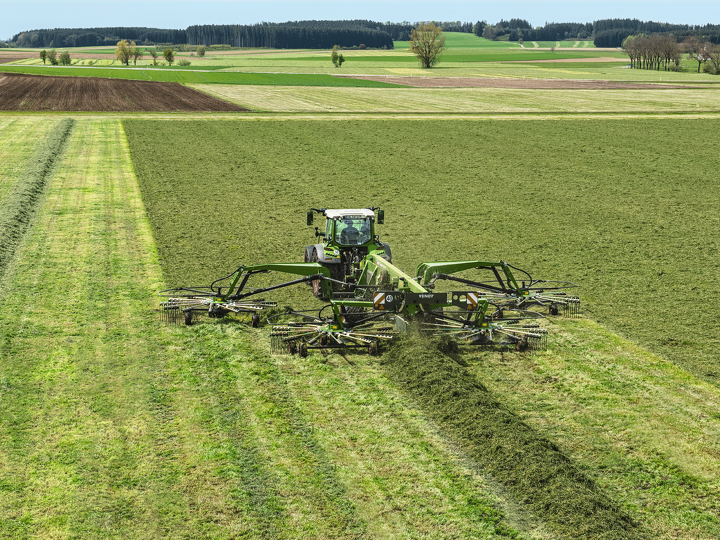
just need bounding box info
[0,118,74,278]
[191,84,720,114]
[381,335,643,539]
[464,317,720,538]
[0,118,530,539]
[123,117,720,389]
[0,119,57,204]
[0,66,402,87]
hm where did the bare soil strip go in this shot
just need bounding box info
[335,75,696,90]
[0,72,247,112]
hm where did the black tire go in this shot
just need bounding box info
[299,342,308,358]
[251,313,260,328]
[368,341,379,356]
[549,303,559,316]
[183,310,193,326]
[288,341,297,355]
[515,337,529,352]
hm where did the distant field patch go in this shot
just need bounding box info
[0,65,404,87]
[0,72,247,112]
[192,84,720,114]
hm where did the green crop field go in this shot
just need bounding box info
[0,66,402,87]
[3,26,720,540]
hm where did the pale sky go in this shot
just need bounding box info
[2,1,718,41]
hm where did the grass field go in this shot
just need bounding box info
[191,84,720,113]
[3,27,720,540]
[0,66,402,87]
[0,118,546,540]
[120,117,720,538]
[0,119,56,204]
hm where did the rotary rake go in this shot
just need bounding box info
[159,207,580,356]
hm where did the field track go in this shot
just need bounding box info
[337,75,696,89]
[0,72,247,112]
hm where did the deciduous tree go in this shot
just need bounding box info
[47,49,58,65]
[331,44,339,67]
[39,50,47,64]
[408,22,447,68]
[59,51,71,65]
[149,49,158,65]
[163,48,174,66]
[115,39,131,65]
[130,42,143,65]
[196,45,206,57]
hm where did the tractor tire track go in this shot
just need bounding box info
[0,118,75,281]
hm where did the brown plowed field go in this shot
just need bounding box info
[336,75,695,90]
[0,53,36,64]
[0,72,247,112]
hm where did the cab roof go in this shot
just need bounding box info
[324,209,375,220]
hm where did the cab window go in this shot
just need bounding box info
[335,217,371,246]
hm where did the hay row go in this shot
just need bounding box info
[381,337,645,539]
[0,118,75,278]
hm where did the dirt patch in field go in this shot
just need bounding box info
[0,72,248,112]
[0,53,36,64]
[335,75,696,90]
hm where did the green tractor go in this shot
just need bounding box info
[160,206,579,355]
[304,207,391,300]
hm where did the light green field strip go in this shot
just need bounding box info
[0,118,57,204]
[468,318,720,539]
[0,119,533,538]
[0,119,206,538]
[191,84,720,114]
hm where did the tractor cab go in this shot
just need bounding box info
[324,209,375,247]
[305,207,392,296]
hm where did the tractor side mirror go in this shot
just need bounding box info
[377,209,384,224]
[307,211,314,226]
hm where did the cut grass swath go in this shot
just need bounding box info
[0,118,74,280]
[381,335,644,540]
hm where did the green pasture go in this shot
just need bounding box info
[0,65,401,87]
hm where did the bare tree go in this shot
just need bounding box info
[409,22,447,68]
[681,36,707,73]
[707,43,720,74]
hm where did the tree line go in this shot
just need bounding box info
[185,23,393,49]
[9,18,720,50]
[12,27,187,48]
[622,34,720,73]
